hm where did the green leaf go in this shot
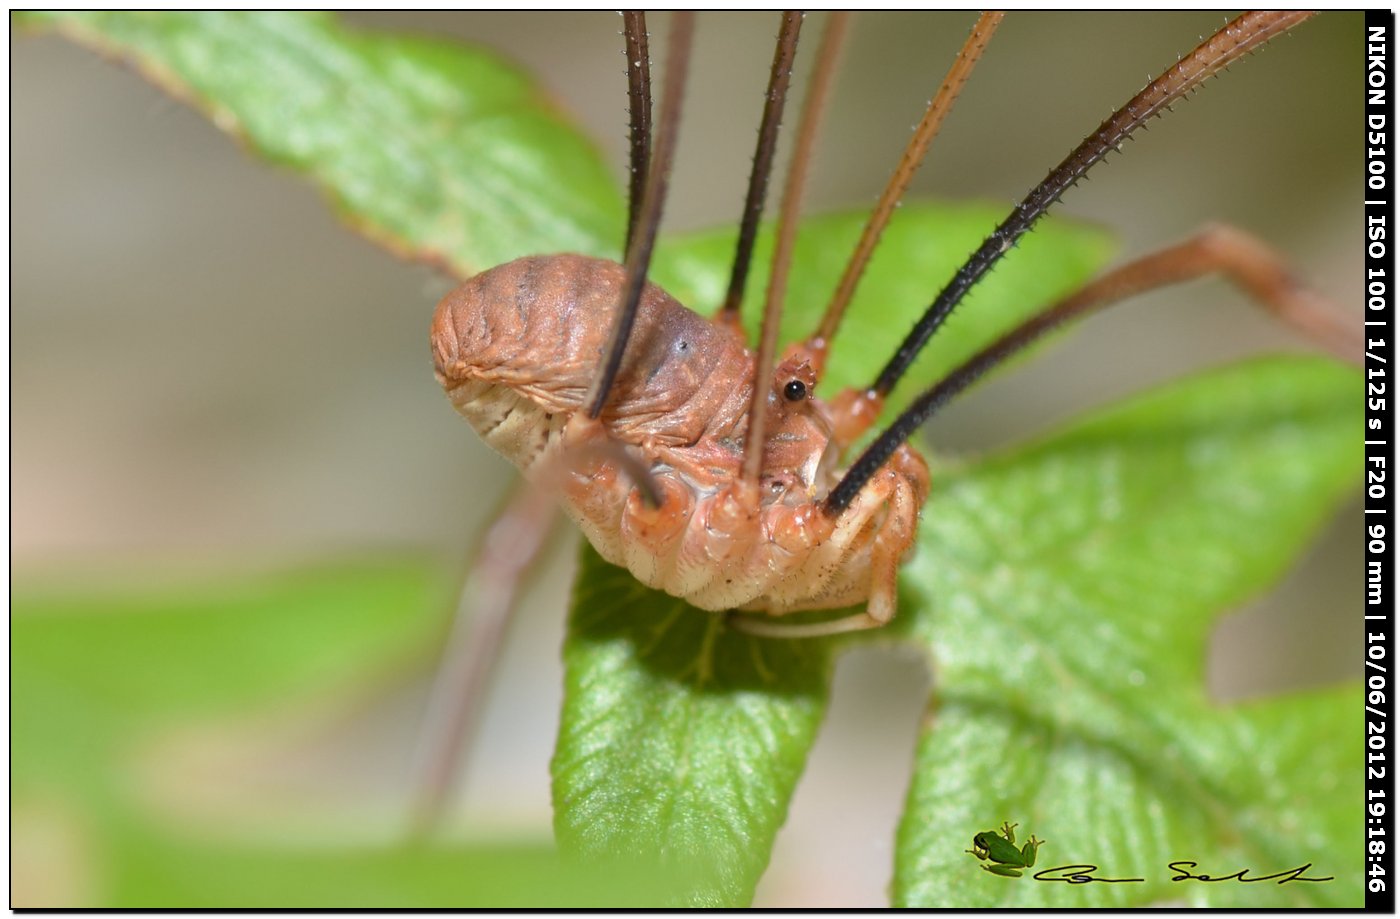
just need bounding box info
[19,10,624,275]
[102,827,691,908]
[552,547,834,907]
[892,357,1361,907]
[12,559,449,797]
[13,561,696,908]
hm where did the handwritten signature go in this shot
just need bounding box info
[1029,862,1333,885]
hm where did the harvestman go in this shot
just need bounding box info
[413,11,1360,834]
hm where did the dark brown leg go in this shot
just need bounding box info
[826,223,1360,516]
[621,12,652,255]
[584,12,695,421]
[867,11,1315,402]
[715,11,804,330]
[742,12,851,487]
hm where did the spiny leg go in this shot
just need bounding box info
[827,222,1359,517]
[741,218,1356,640]
[741,12,851,489]
[715,11,805,329]
[804,11,1004,377]
[868,11,1315,402]
[583,11,695,422]
[825,11,1317,515]
[621,11,652,254]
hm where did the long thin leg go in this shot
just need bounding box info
[868,11,1314,400]
[584,12,695,422]
[406,415,671,841]
[821,11,1316,514]
[621,12,651,254]
[805,11,1004,375]
[826,223,1361,515]
[624,12,649,256]
[715,11,805,329]
[406,480,559,841]
[742,12,851,487]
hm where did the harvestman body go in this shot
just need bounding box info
[415,11,1360,831]
[431,254,928,622]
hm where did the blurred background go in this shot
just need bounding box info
[12,12,1361,906]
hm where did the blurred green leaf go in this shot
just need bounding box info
[18,10,624,276]
[893,357,1361,907]
[13,559,448,796]
[104,828,690,908]
[13,560,693,908]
